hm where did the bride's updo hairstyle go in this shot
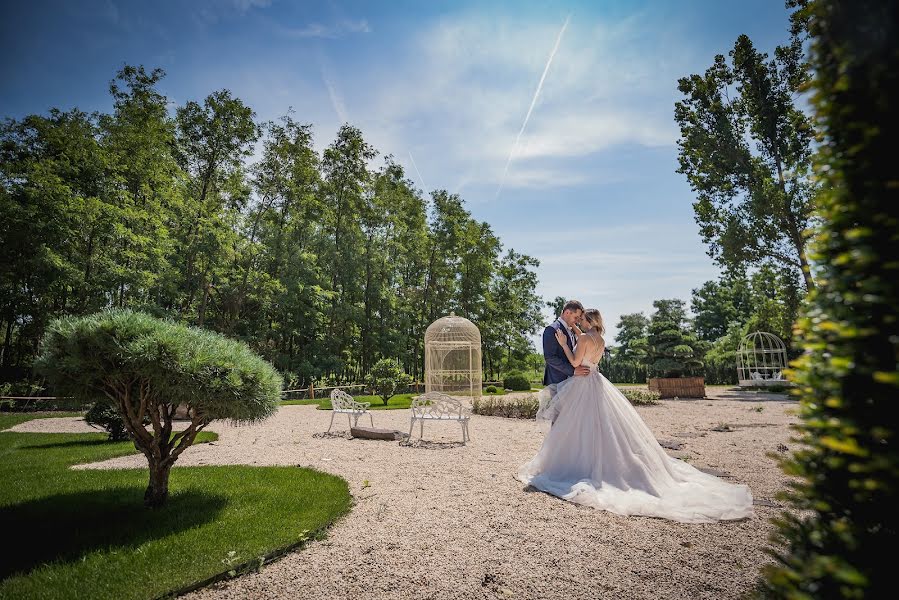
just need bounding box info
[583,309,605,336]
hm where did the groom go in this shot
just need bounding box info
[543,299,590,396]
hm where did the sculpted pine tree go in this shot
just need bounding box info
[37,310,282,508]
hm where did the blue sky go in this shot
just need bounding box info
[1,0,794,343]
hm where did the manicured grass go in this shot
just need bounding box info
[0,412,83,431]
[282,393,416,410]
[0,430,352,600]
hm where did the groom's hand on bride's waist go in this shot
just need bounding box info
[574,366,590,376]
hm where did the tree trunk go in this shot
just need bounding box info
[144,460,172,509]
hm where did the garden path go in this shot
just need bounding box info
[28,389,798,599]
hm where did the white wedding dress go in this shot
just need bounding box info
[518,359,754,523]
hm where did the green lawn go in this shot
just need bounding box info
[282,393,416,410]
[0,429,351,600]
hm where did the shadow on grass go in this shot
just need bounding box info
[0,488,227,580]
[20,438,111,450]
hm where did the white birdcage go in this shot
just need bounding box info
[424,313,482,397]
[737,331,790,386]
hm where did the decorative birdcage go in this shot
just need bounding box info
[424,313,482,397]
[737,331,790,387]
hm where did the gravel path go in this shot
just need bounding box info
[49,389,799,600]
[7,416,98,434]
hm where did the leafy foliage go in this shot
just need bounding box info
[502,371,531,391]
[761,1,899,597]
[0,65,543,388]
[675,23,817,291]
[620,388,660,406]
[36,309,282,507]
[366,358,412,406]
[84,401,132,441]
[472,395,538,419]
[644,300,704,379]
[607,312,650,383]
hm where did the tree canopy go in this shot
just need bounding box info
[0,65,543,386]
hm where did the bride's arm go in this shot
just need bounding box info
[554,330,592,367]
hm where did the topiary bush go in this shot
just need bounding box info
[502,371,531,391]
[366,358,413,406]
[84,400,136,441]
[761,1,898,597]
[36,309,282,508]
[484,385,499,394]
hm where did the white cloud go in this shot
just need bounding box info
[233,0,271,11]
[347,11,687,193]
[278,19,371,39]
[321,67,349,123]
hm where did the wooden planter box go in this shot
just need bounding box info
[648,377,706,399]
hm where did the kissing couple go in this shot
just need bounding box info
[516,300,754,523]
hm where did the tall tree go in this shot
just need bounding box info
[675,24,818,290]
[763,0,898,596]
[690,272,751,342]
[644,299,704,378]
[100,66,181,309]
[174,89,258,326]
[319,124,376,379]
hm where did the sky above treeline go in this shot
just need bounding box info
[1,0,795,343]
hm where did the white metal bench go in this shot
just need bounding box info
[328,389,373,433]
[408,392,470,443]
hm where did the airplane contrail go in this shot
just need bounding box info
[495,15,570,199]
[409,151,429,195]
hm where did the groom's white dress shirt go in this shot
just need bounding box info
[557,318,576,350]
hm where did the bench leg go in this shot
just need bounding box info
[408,418,415,440]
[368,412,374,427]
[347,414,352,431]
[327,411,336,433]
[420,419,424,439]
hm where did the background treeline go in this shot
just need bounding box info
[0,66,544,390]
[604,264,804,384]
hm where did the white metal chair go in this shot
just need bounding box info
[328,389,373,433]
[408,392,470,443]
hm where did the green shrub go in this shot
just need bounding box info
[366,358,413,406]
[761,2,899,597]
[472,395,538,419]
[36,309,282,508]
[84,401,134,441]
[620,388,660,406]
[484,385,499,394]
[503,371,531,391]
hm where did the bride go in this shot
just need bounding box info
[517,308,754,523]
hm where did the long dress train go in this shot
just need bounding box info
[518,361,754,523]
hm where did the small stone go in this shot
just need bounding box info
[698,467,732,478]
[658,439,685,450]
[753,498,779,507]
[350,426,409,441]
[680,541,692,548]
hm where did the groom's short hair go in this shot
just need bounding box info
[562,300,584,314]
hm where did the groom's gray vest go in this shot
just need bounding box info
[543,319,575,385]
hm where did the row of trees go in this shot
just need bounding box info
[598,0,820,386]
[602,262,802,384]
[0,66,544,387]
